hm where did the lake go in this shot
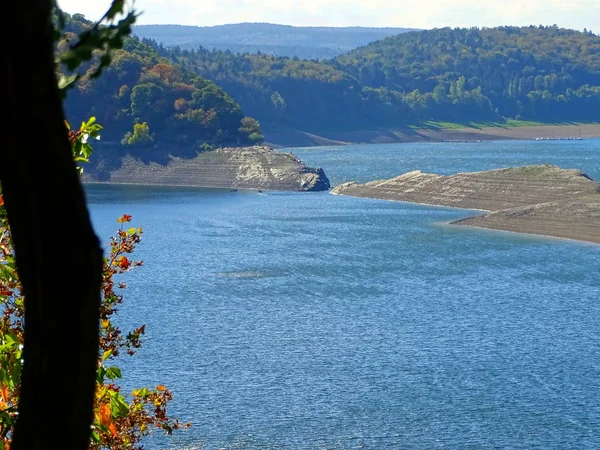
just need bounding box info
[86,139,600,449]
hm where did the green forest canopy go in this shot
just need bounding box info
[149,25,600,131]
[61,12,264,157]
[65,13,600,145]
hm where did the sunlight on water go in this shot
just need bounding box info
[86,139,600,449]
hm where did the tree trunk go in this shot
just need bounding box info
[0,1,103,449]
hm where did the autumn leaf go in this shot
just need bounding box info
[0,384,9,403]
[119,257,131,270]
[156,385,167,392]
[99,403,112,427]
[118,214,132,223]
[108,423,117,436]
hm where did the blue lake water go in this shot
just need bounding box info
[86,139,600,449]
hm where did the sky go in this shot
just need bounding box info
[57,0,599,32]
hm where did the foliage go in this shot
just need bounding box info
[67,116,103,175]
[239,117,264,144]
[147,25,600,130]
[0,3,188,448]
[0,208,188,448]
[333,25,600,122]
[53,0,139,95]
[59,12,263,157]
[122,122,154,147]
[90,215,188,448]
[60,15,600,149]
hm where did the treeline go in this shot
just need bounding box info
[143,25,600,130]
[62,16,600,143]
[334,25,600,122]
[60,13,263,158]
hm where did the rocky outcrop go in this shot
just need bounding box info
[84,146,330,191]
[332,165,599,244]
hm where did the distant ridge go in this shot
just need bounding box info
[133,23,417,59]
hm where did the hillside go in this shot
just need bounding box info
[133,23,415,59]
[155,25,600,136]
[59,13,264,162]
[333,26,600,122]
[62,18,600,148]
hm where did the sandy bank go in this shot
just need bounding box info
[263,123,600,147]
[331,165,599,244]
[83,146,330,192]
[454,195,600,244]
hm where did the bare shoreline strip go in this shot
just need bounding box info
[83,146,330,192]
[331,165,600,244]
[264,123,600,148]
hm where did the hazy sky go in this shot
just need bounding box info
[57,0,599,32]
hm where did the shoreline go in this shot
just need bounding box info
[446,221,600,247]
[330,165,600,245]
[263,123,600,148]
[83,146,330,192]
[335,190,600,245]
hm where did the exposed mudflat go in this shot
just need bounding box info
[263,123,600,147]
[454,195,600,244]
[331,165,599,244]
[84,146,330,192]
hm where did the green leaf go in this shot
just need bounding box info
[106,366,122,380]
[105,0,125,20]
[57,74,78,91]
[96,365,106,383]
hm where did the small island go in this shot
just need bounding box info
[332,165,600,244]
[84,146,330,192]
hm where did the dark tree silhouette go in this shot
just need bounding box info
[1,1,103,448]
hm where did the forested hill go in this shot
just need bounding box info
[157,25,600,132]
[62,16,600,149]
[333,26,600,121]
[133,23,416,60]
[60,13,263,159]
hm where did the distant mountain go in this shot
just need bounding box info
[133,23,417,59]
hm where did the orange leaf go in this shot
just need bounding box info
[108,423,117,436]
[119,257,131,270]
[99,403,112,427]
[156,384,167,392]
[0,385,9,403]
[0,195,4,206]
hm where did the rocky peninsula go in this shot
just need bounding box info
[84,146,330,192]
[332,165,599,244]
